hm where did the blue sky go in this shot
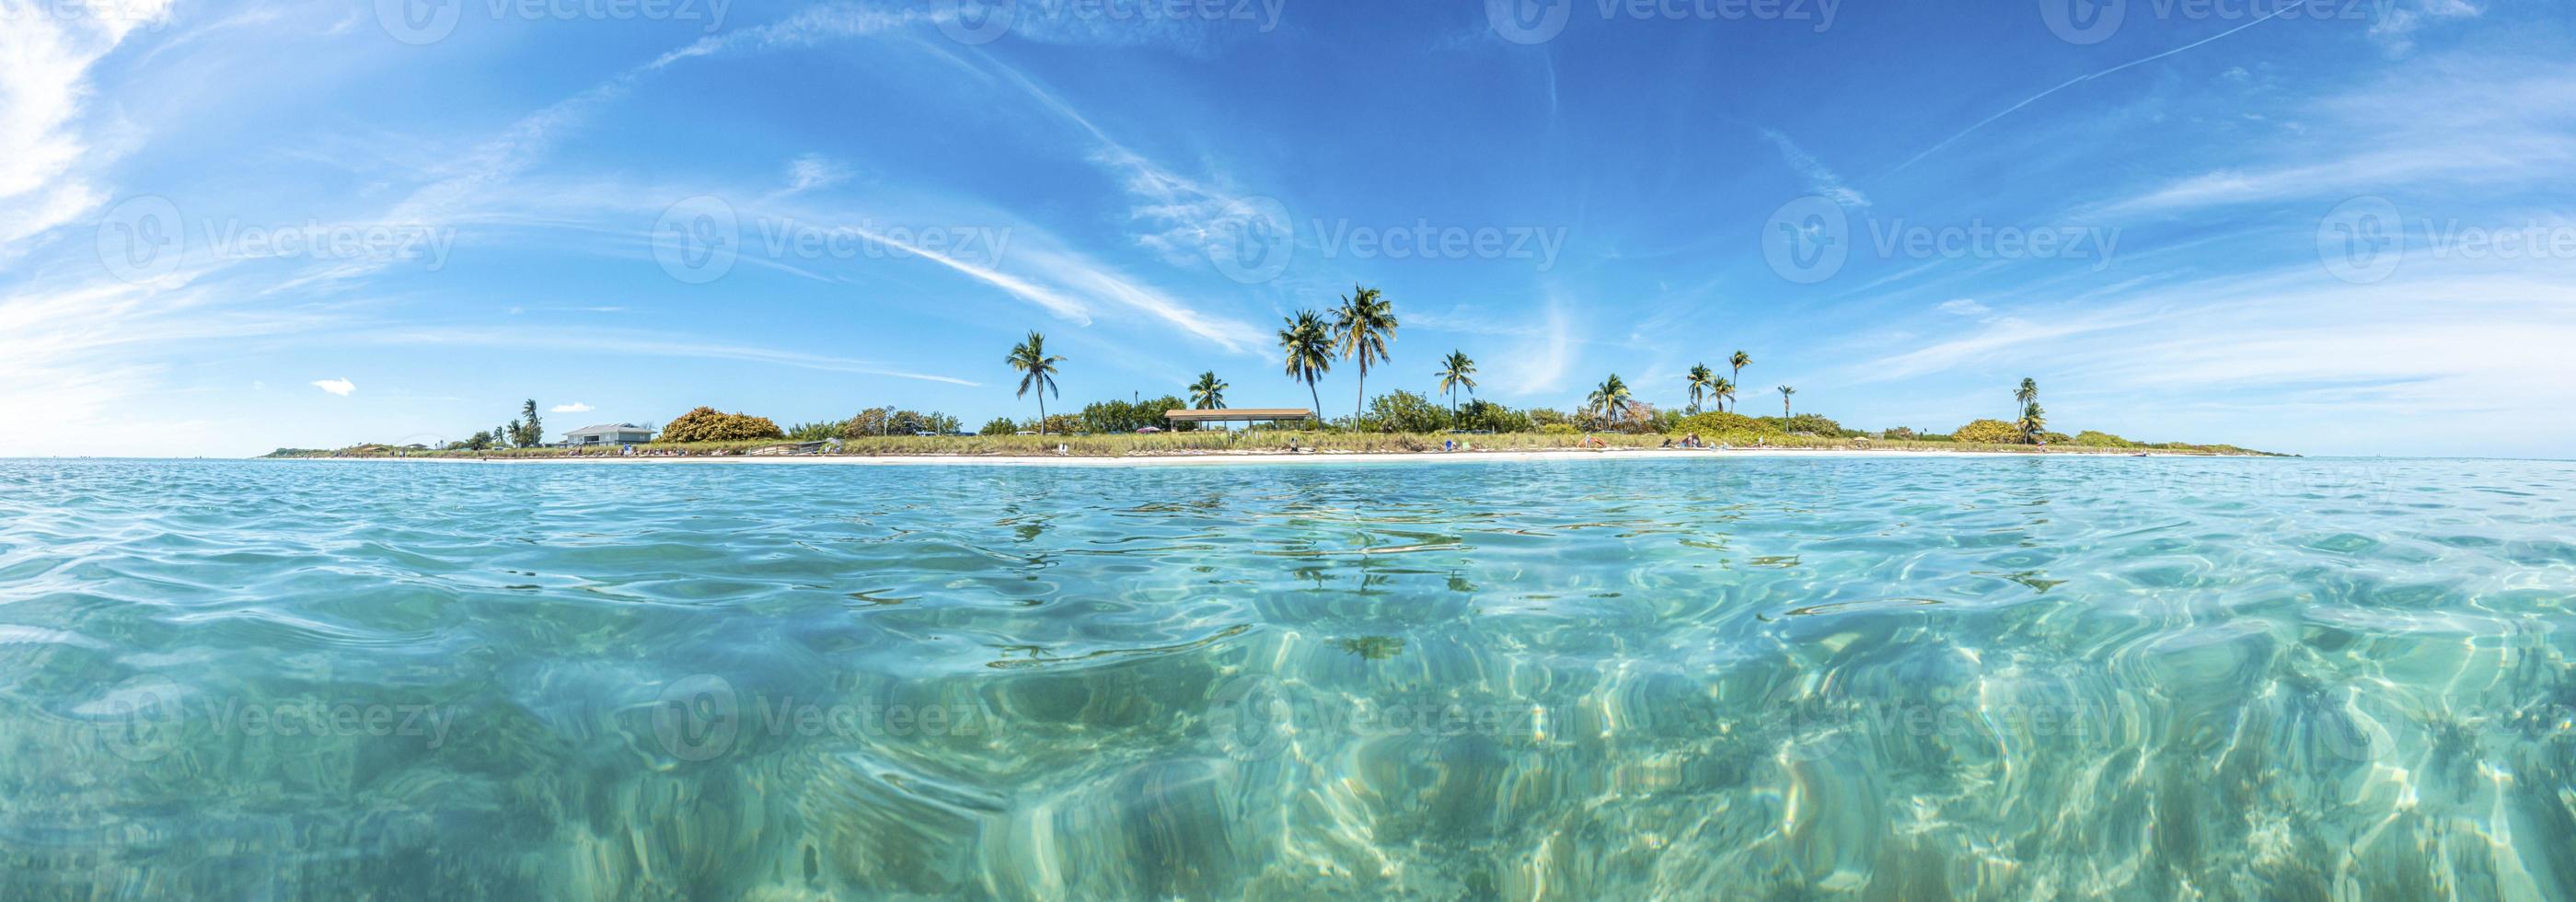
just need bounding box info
[4,0,2570,457]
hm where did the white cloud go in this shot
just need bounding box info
[1759,129,1867,207]
[311,377,355,396]
[1937,298,1991,317]
[550,401,594,413]
[784,154,849,193]
[2371,0,2483,55]
[0,0,174,252]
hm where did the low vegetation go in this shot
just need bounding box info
[273,290,2281,459]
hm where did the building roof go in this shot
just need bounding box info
[1163,409,1312,422]
[565,422,653,434]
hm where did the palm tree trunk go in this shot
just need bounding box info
[1038,395,1047,435]
[1731,366,1741,411]
[1354,364,1366,430]
[1309,381,1323,426]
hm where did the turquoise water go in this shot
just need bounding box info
[4,456,2574,897]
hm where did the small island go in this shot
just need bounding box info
[267,293,2281,461]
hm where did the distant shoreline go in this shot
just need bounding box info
[279,446,2247,468]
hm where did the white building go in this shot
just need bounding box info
[561,423,654,445]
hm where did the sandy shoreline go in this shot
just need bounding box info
[295,446,2213,468]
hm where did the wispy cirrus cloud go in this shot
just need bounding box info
[1760,129,1867,207]
[0,0,173,253]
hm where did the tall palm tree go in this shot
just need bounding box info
[2015,377,2039,416]
[1712,377,1736,416]
[1777,385,1796,422]
[1588,374,1633,428]
[1006,331,1066,434]
[1188,371,1229,411]
[1729,351,1751,412]
[1436,350,1478,418]
[1685,364,1715,413]
[1277,310,1334,424]
[1332,285,1397,422]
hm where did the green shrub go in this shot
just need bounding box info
[1362,390,1450,434]
[1540,422,1580,435]
[1671,411,1777,435]
[978,417,1019,436]
[1951,419,2020,445]
[2072,430,2136,447]
[661,407,785,443]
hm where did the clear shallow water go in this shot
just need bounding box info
[4,456,2575,898]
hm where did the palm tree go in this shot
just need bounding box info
[1587,374,1633,428]
[1729,351,1751,412]
[1685,364,1715,413]
[1712,377,1736,416]
[1436,350,1478,418]
[1006,331,1066,434]
[1277,310,1334,424]
[1777,385,1796,422]
[2015,377,2043,445]
[1188,371,1229,411]
[1332,285,1397,422]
